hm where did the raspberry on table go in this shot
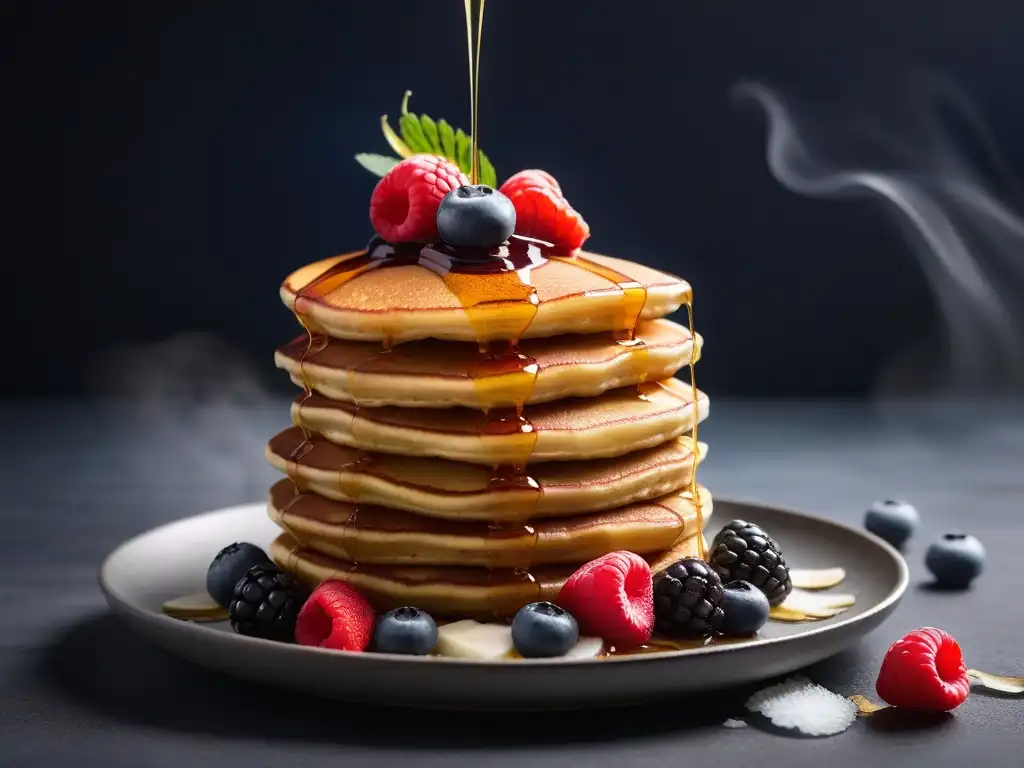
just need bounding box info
[369,155,468,244]
[875,627,971,711]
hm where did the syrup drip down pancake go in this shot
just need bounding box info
[266,427,707,521]
[291,379,709,466]
[275,319,701,410]
[268,479,712,568]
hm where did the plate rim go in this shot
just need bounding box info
[98,497,909,667]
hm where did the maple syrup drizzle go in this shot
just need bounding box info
[555,254,651,384]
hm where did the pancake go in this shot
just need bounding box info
[270,530,705,620]
[281,242,691,344]
[275,319,702,410]
[268,480,712,567]
[267,427,707,521]
[292,378,709,465]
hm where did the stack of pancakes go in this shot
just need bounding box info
[265,239,711,619]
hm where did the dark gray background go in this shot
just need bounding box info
[7,0,1024,398]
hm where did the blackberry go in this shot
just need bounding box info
[709,520,792,607]
[653,558,725,638]
[228,563,308,641]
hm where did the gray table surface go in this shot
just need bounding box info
[2,399,1023,767]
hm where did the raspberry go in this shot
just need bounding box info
[499,169,590,252]
[556,551,654,648]
[294,580,377,652]
[875,627,971,711]
[500,169,563,198]
[369,155,468,243]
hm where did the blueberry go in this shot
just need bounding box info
[719,581,770,637]
[207,542,272,608]
[864,499,919,549]
[372,606,438,655]
[511,601,579,658]
[925,532,986,589]
[436,185,516,248]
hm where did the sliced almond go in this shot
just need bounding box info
[967,669,1024,695]
[849,694,889,715]
[770,589,856,622]
[161,592,229,622]
[790,567,847,590]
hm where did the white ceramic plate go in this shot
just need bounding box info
[99,499,908,710]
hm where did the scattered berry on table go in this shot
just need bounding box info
[709,520,792,607]
[653,557,726,638]
[436,184,516,248]
[372,606,438,656]
[294,580,377,652]
[875,627,971,711]
[557,550,654,648]
[925,533,986,589]
[511,601,580,658]
[719,580,771,637]
[864,499,919,549]
[227,563,307,641]
[498,169,589,251]
[369,155,468,243]
[206,542,272,608]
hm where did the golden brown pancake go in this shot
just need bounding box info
[270,531,706,620]
[267,479,712,567]
[266,427,706,521]
[275,319,701,410]
[292,378,708,465]
[281,245,691,344]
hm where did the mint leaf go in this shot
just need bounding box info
[454,129,472,174]
[478,150,497,188]
[437,119,456,159]
[355,153,401,177]
[399,114,433,154]
[418,114,442,153]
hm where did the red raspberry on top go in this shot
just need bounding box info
[875,627,971,711]
[500,169,563,198]
[557,550,654,648]
[499,169,590,252]
[294,580,376,653]
[369,155,468,243]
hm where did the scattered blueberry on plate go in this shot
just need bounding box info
[719,581,771,637]
[511,601,579,658]
[373,607,439,656]
[206,542,272,608]
[864,499,919,549]
[925,533,985,589]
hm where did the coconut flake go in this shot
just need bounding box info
[746,676,858,736]
[790,567,847,590]
[722,718,747,728]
